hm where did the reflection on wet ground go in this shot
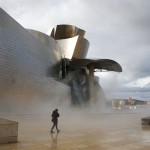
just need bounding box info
[0,112,150,150]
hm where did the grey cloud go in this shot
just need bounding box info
[145,82,150,88]
[85,1,150,86]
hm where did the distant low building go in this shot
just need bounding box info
[112,98,148,110]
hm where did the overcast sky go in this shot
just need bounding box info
[1,0,150,100]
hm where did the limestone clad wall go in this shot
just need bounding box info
[0,118,18,144]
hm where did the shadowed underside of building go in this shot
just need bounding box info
[0,8,122,113]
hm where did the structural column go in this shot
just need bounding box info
[88,66,95,104]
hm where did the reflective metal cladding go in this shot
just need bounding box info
[49,24,122,106]
[0,8,122,113]
[50,24,89,59]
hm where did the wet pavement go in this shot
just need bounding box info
[0,112,150,150]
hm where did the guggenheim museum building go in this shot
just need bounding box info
[0,8,122,113]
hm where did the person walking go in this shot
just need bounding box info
[51,108,60,133]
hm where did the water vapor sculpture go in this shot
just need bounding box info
[0,8,122,113]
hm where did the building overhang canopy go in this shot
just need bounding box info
[70,59,122,72]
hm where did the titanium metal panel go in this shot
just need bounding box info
[53,24,85,39]
[70,59,122,72]
[28,29,62,63]
[0,8,71,113]
[50,24,89,59]
[56,36,78,59]
[72,36,89,59]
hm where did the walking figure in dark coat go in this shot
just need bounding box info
[51,109,60,133]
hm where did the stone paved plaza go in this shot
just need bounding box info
[0,109,150,150]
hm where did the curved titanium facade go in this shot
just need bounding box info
[28,29,62,63]
[70,59,122,72]
[49,24,122,105]
[0,8,122,112]
[0,8,71,113]
[50,24,89,59]
[51,24,85,39]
